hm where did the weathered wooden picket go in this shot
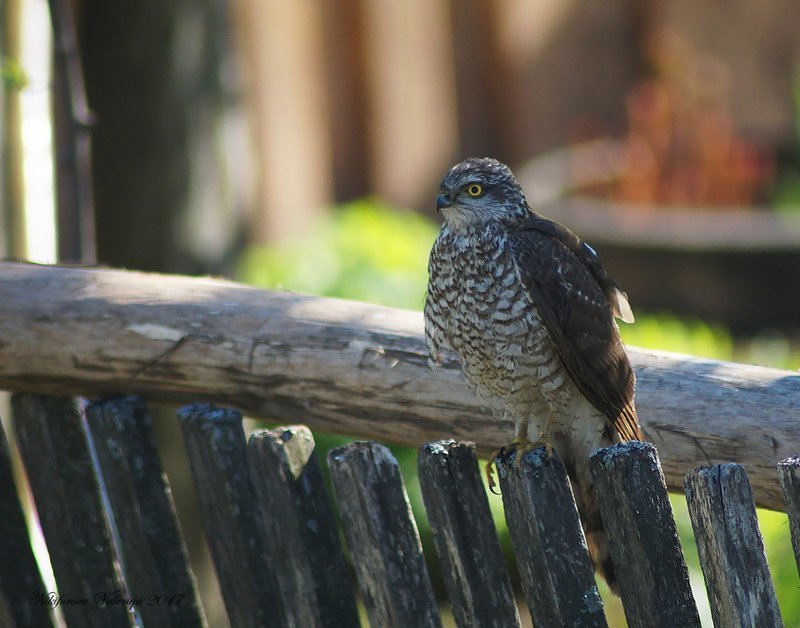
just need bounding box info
[1,394,798,627]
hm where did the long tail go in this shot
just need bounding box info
[570,457,618,593]
[563,432,619,594]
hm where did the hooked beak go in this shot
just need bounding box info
[436,193,452,212]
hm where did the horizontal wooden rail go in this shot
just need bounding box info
[1,261,799,510]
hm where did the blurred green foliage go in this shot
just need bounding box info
[772,66,800,212]
[237,200,800,626]
[1,56,28,91]
[774,169,800,212]
[238,199,438,310]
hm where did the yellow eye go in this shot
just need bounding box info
[466,183,483,197]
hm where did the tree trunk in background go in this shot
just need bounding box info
[319,0,372,203]
[1,0,26,259]
[80,0,251,275]
[361,0,458,211]
[448,0,510,162]
[50,0,96,264]
[233,0,330,245]
[1,0,5,256]
[497,0,644,161]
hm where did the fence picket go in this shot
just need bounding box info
[328,441,441,628]
[417,440,520,628]
[178,404,285,628]
[0,417,54,627]
[778,456,800,577]
[590,441,700,628]
[11,394,133,628]
[248,426,359,627]
[496,446,607,627]
[685,464,783,627]
[86,397,206,627]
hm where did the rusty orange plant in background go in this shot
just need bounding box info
[575,29,775,209]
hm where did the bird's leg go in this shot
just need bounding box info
[485,421,529,493]
[513,414,553,474]
[529,411,555,458]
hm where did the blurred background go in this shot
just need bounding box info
[2,0,800,625]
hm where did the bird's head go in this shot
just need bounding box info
[436,157,530,231]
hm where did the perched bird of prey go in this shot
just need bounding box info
[424,157,643,592]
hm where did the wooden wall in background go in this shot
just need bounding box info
[234,0,644,243]
[76,0,798,249]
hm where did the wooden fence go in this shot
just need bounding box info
[1,262,800,626]
[1,395,799,626]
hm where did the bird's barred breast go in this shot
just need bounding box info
[426,226,570,421]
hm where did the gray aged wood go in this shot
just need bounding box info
[177,404,285,628]
[684,464,783,627]
[590,441,700,628]
[327,442,441,628]
[1,261,798,510]
[778,456,800,577]
[0,419,54,627]
[417,440,520,628]
[11,394,133,628]
[86,396,206,627]
[496,446,607,627]
[248,426,359,628]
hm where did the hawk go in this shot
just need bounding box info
[424,157,643,592]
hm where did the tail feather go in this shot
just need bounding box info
[565,436,619,594]
[574,477,619,594]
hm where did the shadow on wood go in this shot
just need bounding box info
[248,426,359,628]
[418,440,520,627]
[178,404,285,627]
[590,441,700,628]
[328,442,441,628]
[496,445,607,627]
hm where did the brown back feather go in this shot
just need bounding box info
[510,214,643,441]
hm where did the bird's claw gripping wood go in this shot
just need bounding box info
[485,432,555,494]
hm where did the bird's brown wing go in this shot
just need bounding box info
[509,214,643,441]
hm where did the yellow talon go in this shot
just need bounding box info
[485,418,555,491]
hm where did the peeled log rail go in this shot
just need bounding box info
[0,261,799,511]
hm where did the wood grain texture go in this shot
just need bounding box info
[11,394,133,628]
[417,441,520,628]
[86,397,206,627]
[248,426,359,628]
[328,442,441,628]
[777,456,800,578]
[684,464,782,628]
[496,447,607,627]
[177,404,285,628]
[1,262,798,510]
[590,442,700,628]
